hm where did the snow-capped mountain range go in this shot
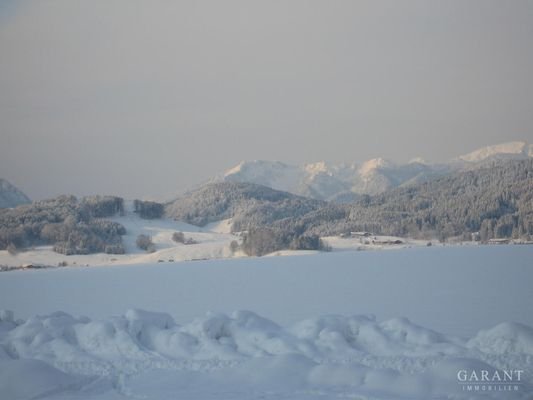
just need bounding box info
[455,140,532,162]
[217,141,533,202]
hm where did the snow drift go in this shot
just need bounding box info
[1,309,531,399]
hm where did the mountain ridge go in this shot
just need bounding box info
[456,141,531,163]
[1,157,531,259]
[216,141,532,202]
[169,158,533,255]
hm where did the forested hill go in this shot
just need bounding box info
[165,159,532,255]
[1,159,531,258]
[166,159,532,243]
[0,196,127,255]
[165,181,325,230]
[301,158,533,241]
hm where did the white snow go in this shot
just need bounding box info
[1,245,532,399]
[223,160,247,176]
[303,161,332,176]
[0,206,240,268]
[223,160,304,194]
[0,207,442,270]
[458,141,530,163]
[0,307,531,399]
[203,218,233,234]
[322,233,483,251]
[357,157,393,177]
[2,246,532,336]
[218,141,531,200]
[408,157,428,165]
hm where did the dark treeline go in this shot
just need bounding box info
[80,195,124,218]
[134,200,164,219]
[241,228,329,256]
[0,195,126,255]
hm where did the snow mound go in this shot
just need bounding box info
[1,309,532,399]
[468,322,533,355]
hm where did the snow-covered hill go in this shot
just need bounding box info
[219,158,438,201]
[0,201,241,268]
[0,179,30,208]
[457,141,531,163]
[217,141,532,201]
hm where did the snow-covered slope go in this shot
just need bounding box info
[219,159,431,200]
[457,141,530,163]
[0,179,30,208]
[223,160,304,193]
[0,201,241,268]
[221,160,353,200]
[219,158,445,200]
[218,141,531,201]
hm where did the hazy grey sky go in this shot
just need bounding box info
[1,1,532,200]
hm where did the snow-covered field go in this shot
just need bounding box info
[0,202,442,270]
[1,246,532,399]
[0,204,243,269]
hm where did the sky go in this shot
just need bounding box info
[1,0,532,201]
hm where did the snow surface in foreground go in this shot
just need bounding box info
[0,308,532,400]
[2,246,532,337]
[1,246,532,399]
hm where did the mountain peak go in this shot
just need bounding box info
[303,161,331,176]
[358,158,393,176]
[215,140,530,202]
[0,179,31,208]
[408,157,427,165]
[224,160,287,176]
[457,141,529,163]
[224,160,246,176]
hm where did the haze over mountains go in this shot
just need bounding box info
[456,141,533,162]
[169,157,532,238]
[1,140,532,260]
[0,179,30,209]
[216,141,533,202]
[0,141,530,209]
